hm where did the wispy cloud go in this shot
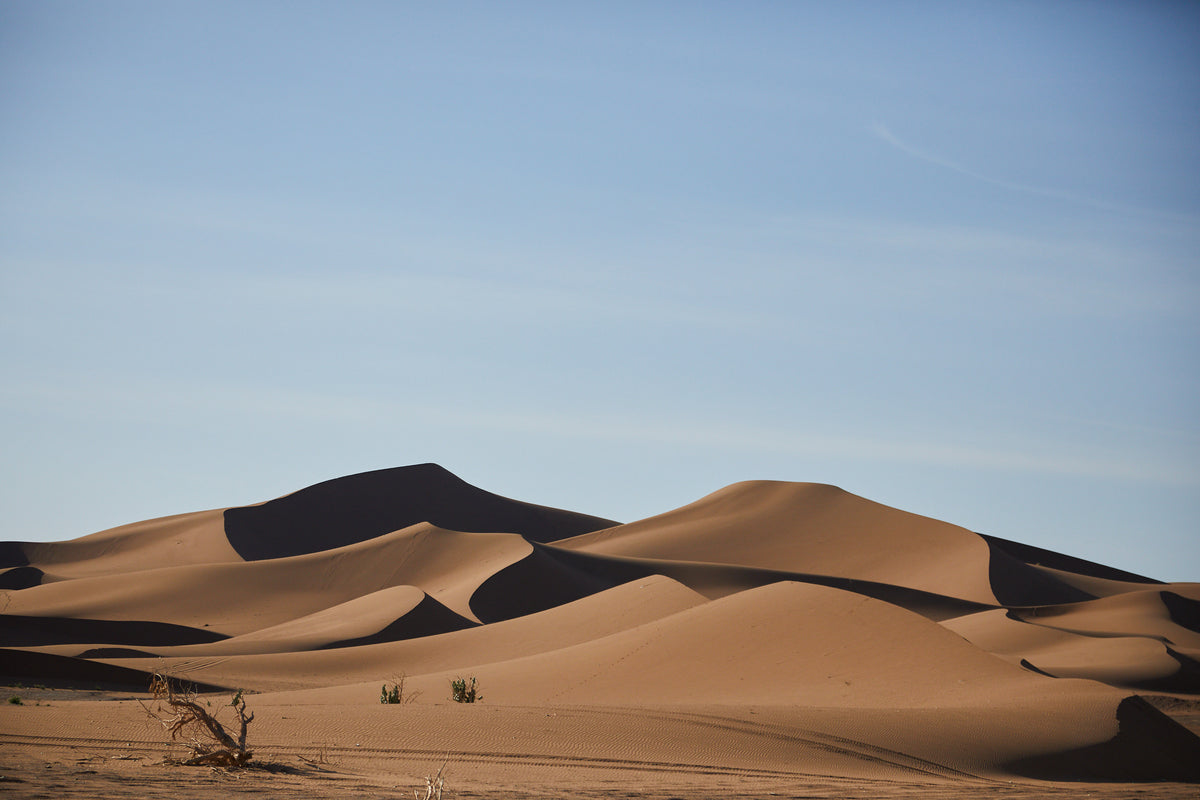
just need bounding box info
[24,373,1188,489]
[440,409,1200,489]
[592,418,1200,488]
[869,121,1169,218]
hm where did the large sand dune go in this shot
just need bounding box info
[2,464,1198,796]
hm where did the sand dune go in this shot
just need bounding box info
[105,574,710,692]
[555,480,1084,606]
[157,585,476,656]
[2,522,532,634]
[0,508,237,580]
[2,464,1198,792]
[420,580,1073,707]
[943,607,1195,690]
[223,463,618,559]
[1013,588,1200,650]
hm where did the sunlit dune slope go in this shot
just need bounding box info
[555,480,1126,606]
[0,509,237,581]
[105,574,710,692]
[430,580,1065,707]
[2,523,531,634]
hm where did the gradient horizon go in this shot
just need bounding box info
[2,2,1197,580]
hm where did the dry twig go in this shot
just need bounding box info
[415,759,447,800]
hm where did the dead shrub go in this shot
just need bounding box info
[141,673,254,768]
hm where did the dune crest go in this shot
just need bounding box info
[223,463,619,559]
[3,464,1197,786]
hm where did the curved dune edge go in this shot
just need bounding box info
[0,566,45,590]
[98,574,711,692]
[0,648,230,691]
[1011,588,1200,648]
[943,608,1192,690]
[223,463,619,560]
[380,581,1099,708]
[1,509,238,579]
[106,585,479,657]
[0,613,227,649]
[1005,695,1200,782]
[2,464,1198,785]
[1,523,533,633]
[95,579,1200,781]
[533,543,995,619]
[554,481,1003,604]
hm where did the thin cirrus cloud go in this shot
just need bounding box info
[35,373,1189,491]
[869,121,1139,215]
[371,404,1200,489]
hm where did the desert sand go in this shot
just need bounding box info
[2,463,1198,798]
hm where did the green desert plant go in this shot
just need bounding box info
[380,673,419,705]
[449,676,481,703]
[8,695,21,705]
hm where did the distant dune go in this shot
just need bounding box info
[2,464,1198,792]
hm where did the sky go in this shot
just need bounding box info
[2,1,1198,581]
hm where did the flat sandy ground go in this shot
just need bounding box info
[3,687,1199,799]
[5,748,1199,800]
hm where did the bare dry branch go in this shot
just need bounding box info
[141,673,254,768]
[414,759,447,800]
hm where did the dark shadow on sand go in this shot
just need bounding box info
[223,464,618,560]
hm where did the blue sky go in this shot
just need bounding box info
[2,1,1198,580]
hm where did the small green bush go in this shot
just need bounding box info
[380,674,417,705]
[450,676,481,703]
[8,696,21,705]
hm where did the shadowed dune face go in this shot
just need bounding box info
[981,534,1161,585]
[2,464,1198,785]
[1006,696,1200,782]
[1164,590,1200,633]
[0,615,227,648]
[223,463,619,560]
[0,566,43,590]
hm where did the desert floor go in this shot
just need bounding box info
[3,686,1199,799]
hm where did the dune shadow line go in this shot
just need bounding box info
[223,464,618,560]
[1006,696,1200,782]
[320,594,477,649]
[0,614,228,648]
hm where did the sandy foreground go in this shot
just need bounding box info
[4,689,1198,799]
[2,464,1199,797]
[3,689,1198,799]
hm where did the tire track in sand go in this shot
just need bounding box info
[0,704,995,784]
[0,731,809,780]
